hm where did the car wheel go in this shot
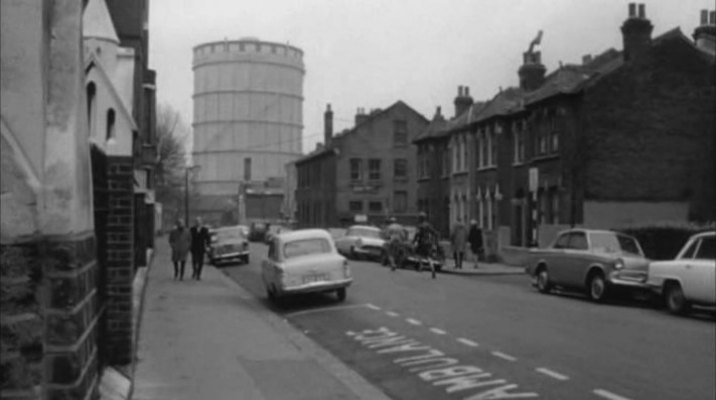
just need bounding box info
[350,247,359,260]
[336,287,347,302]
[266,285,276,301]
[588,272,608,302]
[242,255,250,264]
[536,267,552,294]
[664,283,689,315]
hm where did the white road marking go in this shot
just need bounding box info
[593,389,632,400]
[429,328,447,335]
[346,331,356,336]
[535,367,569,381]
[456,338,479,347]
[385,311,400,317]
[366,303,381,310]
[406,318,422,326]
[284,304,371,317]
[491,351,517,361]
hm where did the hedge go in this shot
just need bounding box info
[614,222,716,261]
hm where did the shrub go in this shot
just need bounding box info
[614,221,716,260]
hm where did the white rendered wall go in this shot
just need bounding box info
[192,39,304,196]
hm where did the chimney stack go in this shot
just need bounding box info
[582,54,593,65]
[324,103,333,146]
[621,3,653,62]
[355,107,369,126]
[518,51,546,91]
[693,9,716,53]
[453,85,474,118]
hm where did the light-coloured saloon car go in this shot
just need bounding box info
[334,225,386,261]
[261,229,352,302]
[646,231,715,314]
[526,229,650,302]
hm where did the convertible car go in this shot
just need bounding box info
[526,229,650,302]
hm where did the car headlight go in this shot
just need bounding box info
[614,258,625,270]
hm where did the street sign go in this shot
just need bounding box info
[529,167,539,192]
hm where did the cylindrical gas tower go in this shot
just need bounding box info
[192,37,304,198]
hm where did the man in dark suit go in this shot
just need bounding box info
[190,217,211,280]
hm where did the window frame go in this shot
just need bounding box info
[393,119,408,147]
[368,158,381,181]
[350,158,363,181]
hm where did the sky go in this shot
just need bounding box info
[148,0,713,157]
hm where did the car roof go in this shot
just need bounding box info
[556,228,631,236]
[348,225,380,231]
[277,229,333,242]
[691,231,715,239]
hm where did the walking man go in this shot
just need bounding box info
[169,219,191,280]
[190,217,211,280]
[468,219,484,269]
[451,217,467,269]
[413,212,439,279]
[382,216,407,271]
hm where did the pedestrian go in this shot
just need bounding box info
[451,217,467,269]
[382,216,408,271]
[413,212,439,279]
[190,217,210,280]
[468,219,484,269]
[169,218,191,280]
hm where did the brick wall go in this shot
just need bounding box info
[105,156,135,365]
[582,36,715,222]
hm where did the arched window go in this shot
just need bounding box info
[106,109,116,140]
[86,82,96,133]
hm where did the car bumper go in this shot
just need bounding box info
[353,247,383,258]
[211,251,249,262]
[278,278,353,295]
[608,272,649,289]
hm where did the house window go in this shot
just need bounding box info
[551,130,559,153]
[369,201,382,213]
[368,159,381,180]
[244,158,252,181]
[106,109,116,140]
[349,201,363,212]
[350,158,363,181]
[393,120,408,147]
[490,130,498,166]
[513,128,525,164]
[442,146,449,176]
[463,137,469,171]
[394,158,407,179]
[539,131,548,155]
[87,83,96,133]
[394,191,407,213]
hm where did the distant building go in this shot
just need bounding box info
[296,101,429,227]
[418,4,715,260]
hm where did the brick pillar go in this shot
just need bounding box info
[105,156,135,365]
[44,234,100,399]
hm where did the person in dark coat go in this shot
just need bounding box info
[190,217,211,280]
[169,219,191,280]
[468,219,484,268]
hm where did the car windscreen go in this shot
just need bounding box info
[348,228,381,239]
[283,238,332,259]
[696,236,715,260]
[590,232,641,256]
[214,228,244,242]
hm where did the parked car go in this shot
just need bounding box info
[208,226,250,265]
[526,229,650,302]
[261,229,352,302]
[249,222,270,242]
[646,231,715,314]
[334,225,386,261]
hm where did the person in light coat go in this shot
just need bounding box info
[169,219,191,280]
[451,217,467,269]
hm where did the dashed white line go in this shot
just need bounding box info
[346,331,356,336]
[593,389,632,400]
[457,338,479,347]
[429,328,447,335]
[535,367,569,381]
[406,318,422,326]
[491,351,517,361]
[385,311,399,317]
[366,303,381,310]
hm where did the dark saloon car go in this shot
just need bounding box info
[208,226,250,265]
[249,222,270,242]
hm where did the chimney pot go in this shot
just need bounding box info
[582,54,592,64]
[465,87,470,96]
[701,9,708,25]
[710,10,715,24]
[628,3,636,17]
[436,106,442,115]
[638,4,645,18]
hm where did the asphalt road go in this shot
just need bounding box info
[222,242,716,400]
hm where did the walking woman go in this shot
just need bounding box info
[169,219,191,280]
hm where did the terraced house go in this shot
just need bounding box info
[416,4,715,261]
[296,101,428,227]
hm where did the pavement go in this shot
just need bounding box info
[439,258,526,276]
[130,238,391,400]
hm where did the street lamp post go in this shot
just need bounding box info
[185,165,201,224]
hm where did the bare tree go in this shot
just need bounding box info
[154,104,189,214]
